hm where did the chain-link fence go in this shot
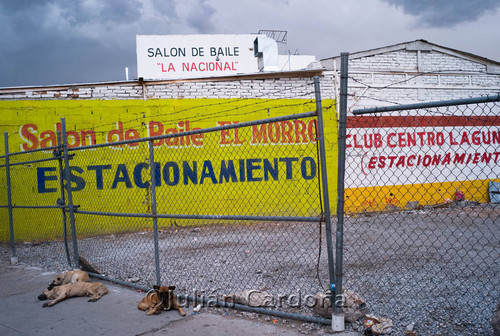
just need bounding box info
[2,69,499,334]
[69,110,333,307]
[0,136,74,267]
[0,78,341,324]
[346,95,500,335]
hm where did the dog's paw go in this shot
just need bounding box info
[88,298,97,302]
[42,303,49,308]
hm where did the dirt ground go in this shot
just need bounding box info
[3,202,499,335]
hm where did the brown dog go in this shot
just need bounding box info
[38,281,108,307]
[138,285,185,316]
[50,270,89,286]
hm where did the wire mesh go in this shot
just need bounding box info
[65,111,334,317]
[346,99,500,335]
[0,163,8,241]
[0,147,72,269]
[0,78,340,323]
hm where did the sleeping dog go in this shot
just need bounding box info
[49,270,89,286]
[38,281,108,307]
[138,285,185,316]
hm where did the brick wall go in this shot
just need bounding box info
[0,72,336,101]
[325,47,500,111]
[350,50,418,72]
[421,52,486,72]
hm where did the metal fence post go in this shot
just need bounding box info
[313,76,342,331]
[4,132,17,265]
[334,52,349,329]
[56,130,72,268]
[148,140,161,285]
[61,118,80,267]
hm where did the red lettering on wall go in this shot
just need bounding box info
[20,124,39,151]
[20,123,96,151]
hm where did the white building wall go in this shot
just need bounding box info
[349,50,418,72]
[323,45,500,111]
[420,52,486,72]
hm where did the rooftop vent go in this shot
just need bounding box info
[253,36,279,72]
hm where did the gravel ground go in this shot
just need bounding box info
[2,202,499,335]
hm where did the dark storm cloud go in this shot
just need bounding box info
[1,36,131,86]
[2,0,500,87]
[150,0,178,17]
[186,0,216,33]
[381,0,500,27]
[0,0,178,86]
[0,0,44,12]
[1,0,143,25]
[0,1,46,35]
[61,0,143,26]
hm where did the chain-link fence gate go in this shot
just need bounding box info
[1,78,344,325]
[0,132,77,268]
[346,94,500,335]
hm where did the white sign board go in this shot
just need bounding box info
[136,35,261,80]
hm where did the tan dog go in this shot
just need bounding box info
[38,282,108,307]
[50,270,89,286]
[138,285,185,316]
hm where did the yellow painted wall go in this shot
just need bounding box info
[345,179,499,214]
[0,99,337,242]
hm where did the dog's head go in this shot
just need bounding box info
[50,274,65,287]
[153,285,176,307]
[37,285,54,301]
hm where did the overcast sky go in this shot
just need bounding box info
[1,0,500,87]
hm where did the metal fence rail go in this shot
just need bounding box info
[347,95,500,335]
[0,131,75,267]
[0,78,340,324]
[67,109,333,317]
[3,65,497,335]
